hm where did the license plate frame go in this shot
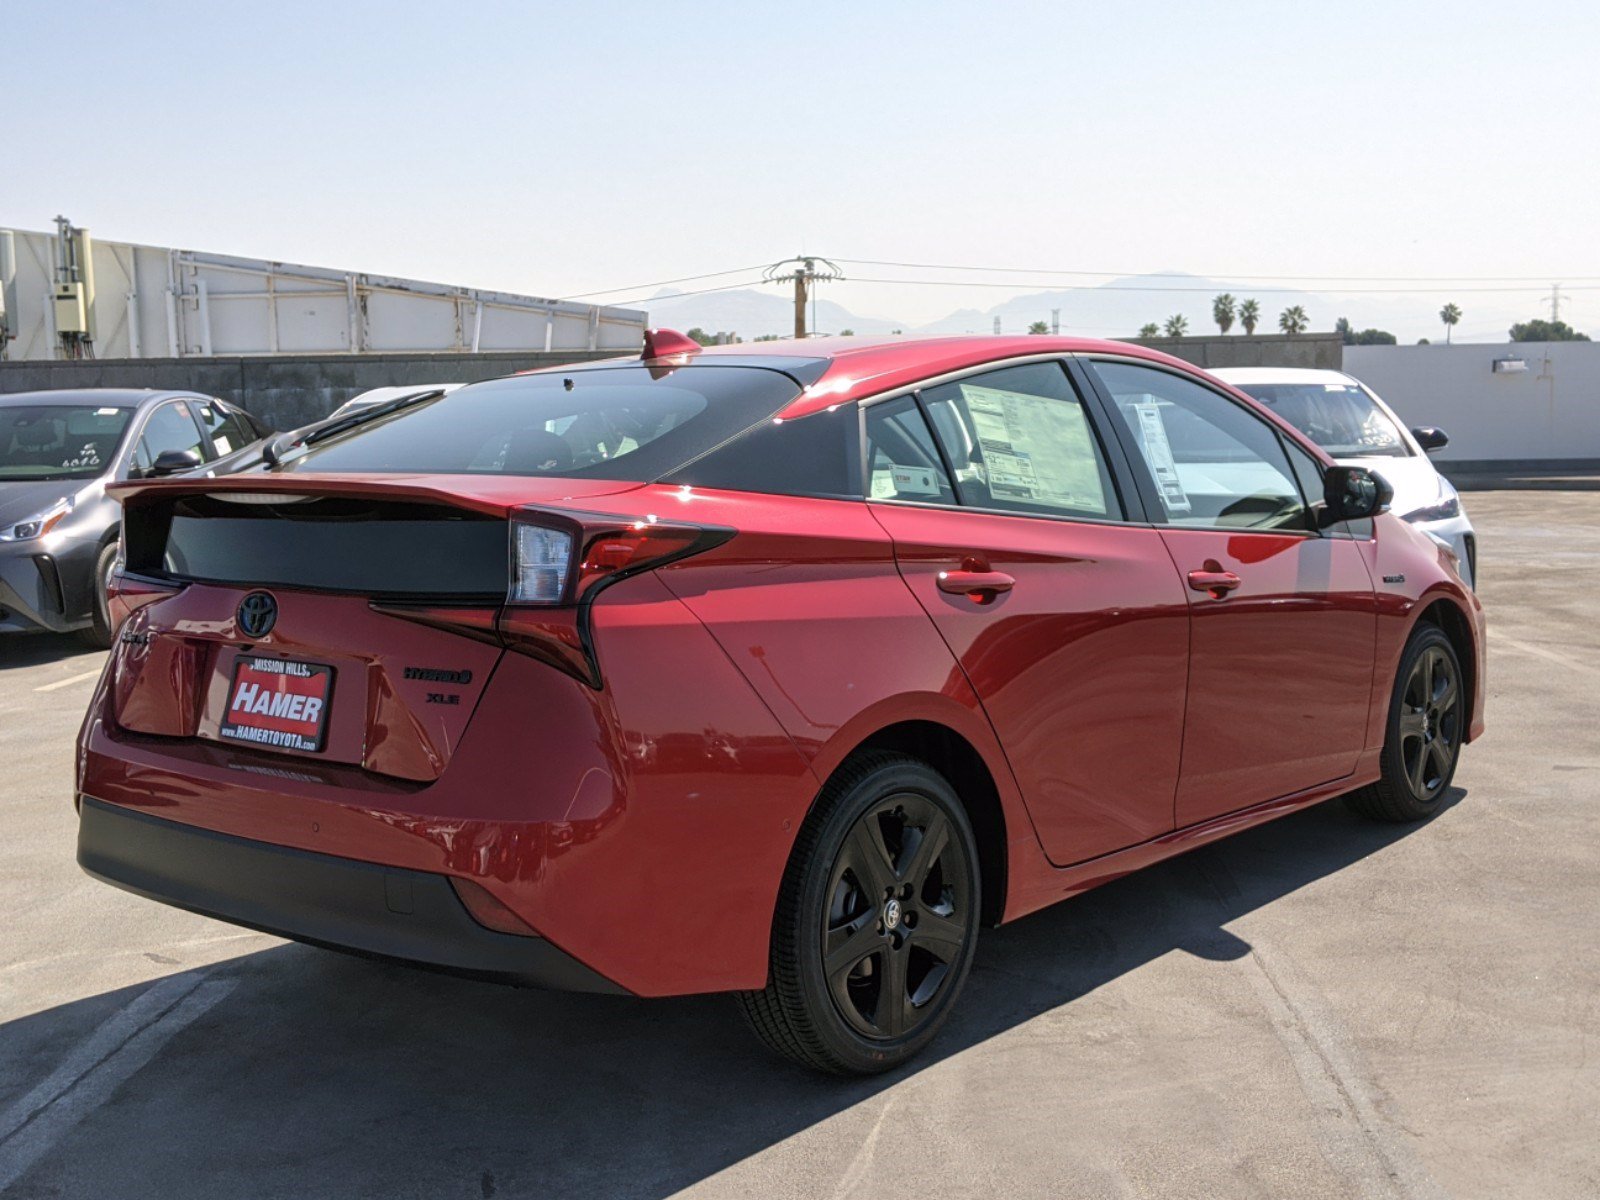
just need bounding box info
[219,654,335,754]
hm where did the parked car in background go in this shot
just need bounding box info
[1211,367,1476,587]
[0,389,270,647]
[76,334,1483,1073]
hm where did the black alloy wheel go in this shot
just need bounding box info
[822,792,973,1040]
[738,753,981,1074]
[1347,623,1465,822]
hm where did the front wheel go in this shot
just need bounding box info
[1346,623,1465,822]
[76,541,118,650]
[737,753,981,1074]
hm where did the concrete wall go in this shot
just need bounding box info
[0,351,620,430]
[1124,333,1344,371]
[1343,342,1600,468]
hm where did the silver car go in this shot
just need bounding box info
[1212,367,1477,588]
[0,388,270,646]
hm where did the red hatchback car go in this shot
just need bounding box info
[77,333,1484,1073]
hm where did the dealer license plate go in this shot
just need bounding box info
[219,655,335,753]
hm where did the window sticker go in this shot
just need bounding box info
[890,463,941,496]
[959,384,1108,514]
[61,443,102,470]
[1131,402,1192,513]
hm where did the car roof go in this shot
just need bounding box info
[549,334,1216,420]
[0,388,210,410]
[1208,367,1356,386]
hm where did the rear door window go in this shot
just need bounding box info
[917,362,1123,520]
[864,396,957,506]
[192,400,257,459]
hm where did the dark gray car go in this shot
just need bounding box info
[0,389,270,647]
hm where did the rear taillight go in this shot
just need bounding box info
[378,507,731,686]
[496,508,733,686]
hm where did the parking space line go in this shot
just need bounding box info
[1237,938,1450,1200]
[0,971,235,1191]
[33,669,103,693]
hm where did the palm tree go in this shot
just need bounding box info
[1027,320,1050,335]
[1439,303,1461,344]
[1138,322,1161,338]
[1239,299,1261,335]
[1212,293,1236,334]
[1278,305,1309,335]
[1163,314,1189,337]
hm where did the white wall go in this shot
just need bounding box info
[0,227,645,360]
[1343,342,1600,465]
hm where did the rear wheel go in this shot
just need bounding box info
[1346,623,1464,822]
[737,753,980,1074]
[76,541,118,650]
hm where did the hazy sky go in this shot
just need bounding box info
[8,0,1599,341]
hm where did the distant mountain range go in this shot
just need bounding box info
[644,273,1453,343]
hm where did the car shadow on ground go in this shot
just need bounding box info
[4,790,1463,1198]
[0,632,102,671]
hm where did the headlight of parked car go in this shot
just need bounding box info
[1402,485,1461,524]
[0,497,73,542]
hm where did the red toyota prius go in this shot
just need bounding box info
[76,333,1484,1073]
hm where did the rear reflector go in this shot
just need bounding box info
[450,878,540,937]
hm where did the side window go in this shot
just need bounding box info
[1282,437,1326,508]
[133,403,206,474]
[864,396,957,506]
[919,362,1122,520]
[1092,361,1308,532]
[1284,436,1373,539]
[193,400,256,459]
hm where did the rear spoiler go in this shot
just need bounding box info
[107,471,565,520]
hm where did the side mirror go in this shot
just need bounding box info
[148,449,203,477]
[1322,465,1393,524]
[1411,426,1449,452]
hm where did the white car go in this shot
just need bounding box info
[1211,367,1476,588]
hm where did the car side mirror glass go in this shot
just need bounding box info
[1411,426,1449,452]
[149,449,203,477]
[1322,465,1393,523]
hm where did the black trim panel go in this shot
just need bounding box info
[77,796,630,994]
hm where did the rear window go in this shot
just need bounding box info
[0,405,131,480]
[286,365,801,481]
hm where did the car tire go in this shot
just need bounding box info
[737,752,981,1075]
[1345,623,1464,823]
[76,541,118,651]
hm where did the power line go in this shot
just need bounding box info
[842,275,1600,296]
[556,264,770,301]
[602,278,770,308]
[832,257,1600,284]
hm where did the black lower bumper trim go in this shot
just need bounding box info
[77,796,629,995]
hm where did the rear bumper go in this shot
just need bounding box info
[76,795,630,995]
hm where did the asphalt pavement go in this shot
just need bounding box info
[2,490,1596,1199]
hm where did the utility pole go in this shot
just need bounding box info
[763,256,843,339]
[1051,308,1060,335]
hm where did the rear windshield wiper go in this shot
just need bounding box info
[262,388,447,468]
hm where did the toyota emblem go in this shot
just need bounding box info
[237,591,278,638]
